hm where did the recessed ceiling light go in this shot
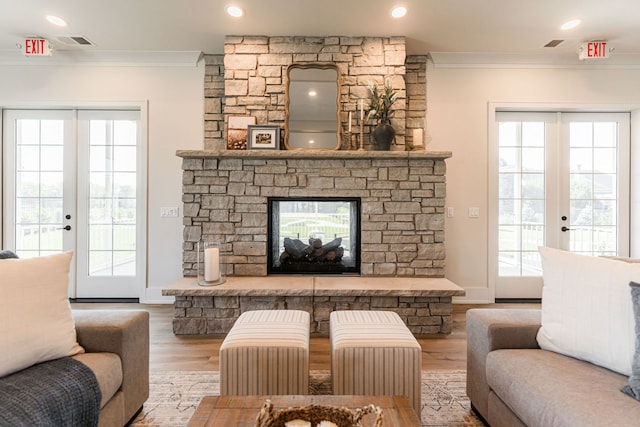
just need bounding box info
[46,15,67,27]
[561,19,581,30]
[391,6,407,18]
[308,90,317,97]
[226,5,244,17]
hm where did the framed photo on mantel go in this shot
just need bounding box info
[227,116,256,150]
[248,125,280,150]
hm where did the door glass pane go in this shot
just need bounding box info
[568,121,619,256]
[498,120,545,277]
[13,119,65,258]
[88,118,137,276]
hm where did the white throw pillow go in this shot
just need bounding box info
[0,252,84,377]
[537,246,640,376]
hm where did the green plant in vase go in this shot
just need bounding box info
[367,80,398,150]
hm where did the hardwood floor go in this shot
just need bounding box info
[71,302,539,372]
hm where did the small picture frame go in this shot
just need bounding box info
[248,125,281,150]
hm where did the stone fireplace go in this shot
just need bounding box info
[163,35,462,336]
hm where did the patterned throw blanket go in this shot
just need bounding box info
[0,357,101,427]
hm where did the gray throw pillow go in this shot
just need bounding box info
[622,281,640,400]
[0,250,18,259]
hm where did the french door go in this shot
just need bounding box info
[493,111,630,299]
[2,109,145,298]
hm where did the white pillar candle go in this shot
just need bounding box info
[413,128,424,147]
[360,99,364,120]
[204,247,220,282]
[348,111,352,132]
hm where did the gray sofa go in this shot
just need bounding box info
[72,310,149,427]
[467,308,640,427]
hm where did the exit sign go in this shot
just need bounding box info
[578,41,610,60]
[23,38,52,56]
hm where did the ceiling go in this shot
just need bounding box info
[0,0,639,65]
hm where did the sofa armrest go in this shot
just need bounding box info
[466,308,541,422]
[73,310,149,424]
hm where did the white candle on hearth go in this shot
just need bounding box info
[360,99,364,121]
[348,111,352,132]
[204,247,220,282]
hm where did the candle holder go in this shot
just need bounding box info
[197,240,226,287]
[358,119,365,151]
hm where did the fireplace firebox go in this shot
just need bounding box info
[268,197,360,275]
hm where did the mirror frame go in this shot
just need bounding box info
[284,62,341,150]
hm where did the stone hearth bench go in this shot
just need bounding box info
[162,276,465,335]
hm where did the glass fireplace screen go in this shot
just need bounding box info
[268,197,360,274]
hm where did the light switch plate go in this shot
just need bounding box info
[468,207,480,218]
[447,207,455,218]
[160,207,179,218]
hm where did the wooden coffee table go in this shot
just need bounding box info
[188,395,421,426]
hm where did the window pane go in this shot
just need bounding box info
[521,174,544,198]
[570,122,593,147]
[17,146,39,170]
[593,122,616,147]
[113,146,136,171]
[522,122,545,147]
[522,147,544,172]
[498,122,519,147]
[593,148,616,173]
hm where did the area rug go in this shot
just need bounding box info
[131,370,483,427]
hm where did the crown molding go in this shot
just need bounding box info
[0,50,203,67]
[429,52,640,69]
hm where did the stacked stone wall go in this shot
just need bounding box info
[181,155,446,278]
[172,295,453,335]
[204,37,427,151]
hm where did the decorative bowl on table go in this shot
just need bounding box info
[255,399,384,427]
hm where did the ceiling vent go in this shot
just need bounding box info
[56,36,94,46]
[544,39,564,48]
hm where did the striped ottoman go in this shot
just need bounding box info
[220,310,310,395]
[330,310,422,414]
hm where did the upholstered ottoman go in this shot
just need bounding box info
[330,310,422,413]
[220,310,310,395]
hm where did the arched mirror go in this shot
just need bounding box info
[285,63,340,150]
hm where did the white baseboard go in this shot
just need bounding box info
[143,287,174,304]
[453,287,493,304]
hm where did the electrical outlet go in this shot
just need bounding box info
[468,207,480,218]
[160,207,179,218]
[447,207,455,218]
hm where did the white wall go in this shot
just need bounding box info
[427,64,640,302]
[3,59,639,304]
[0,62,204,303]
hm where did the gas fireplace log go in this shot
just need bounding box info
[283,237,311,260]
[322,238,342,252]
[281,237,346,264]
[309,238,323,249]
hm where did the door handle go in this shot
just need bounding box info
[57,225,71,231]
[561,226,571,232]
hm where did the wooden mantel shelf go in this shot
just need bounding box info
[176,149,452,160]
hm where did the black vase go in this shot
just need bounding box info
[371,122,395,151]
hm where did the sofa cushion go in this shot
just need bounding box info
[622,281,640,400]
[0,252,84,377]
[487,349,640,427]
[73,352,123,409]
[537,246,639,376]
